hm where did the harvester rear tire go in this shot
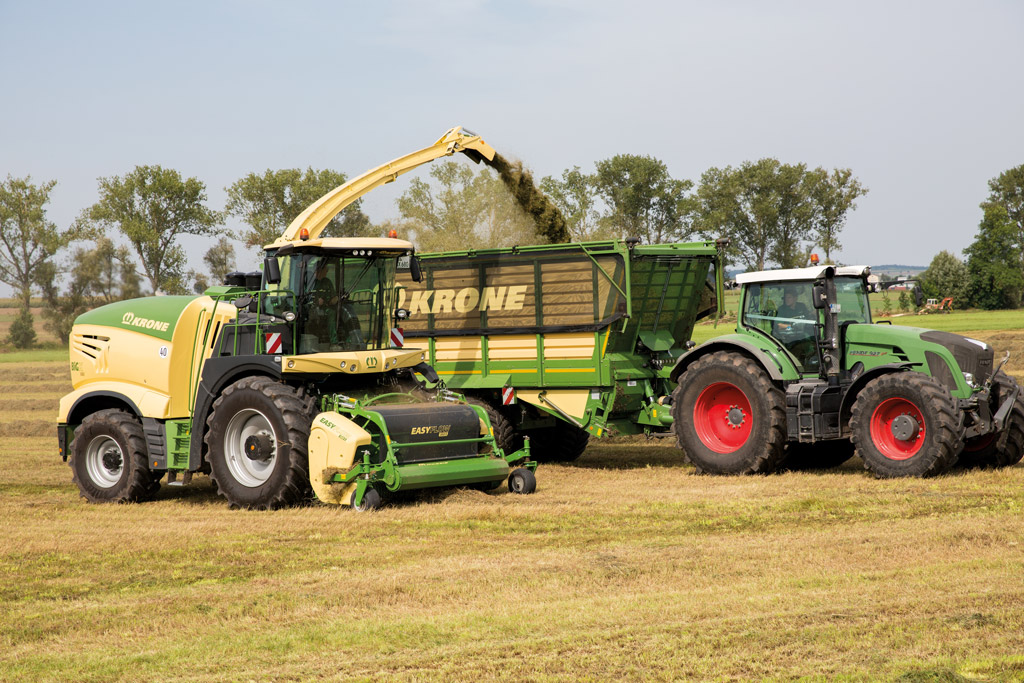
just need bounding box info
[508,467,537,494]
[780,439,856,471]
[671,351,787,474]
[205,376,314,509]
[851,372,963,478]
[70,409,156,503]
[958,372,1024,469]
[522,425,590,463]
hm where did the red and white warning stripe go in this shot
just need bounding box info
[264,332,282,354]
[502,385,516,405]
[390,327,404,348]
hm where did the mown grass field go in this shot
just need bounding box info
[2,308,1024,680]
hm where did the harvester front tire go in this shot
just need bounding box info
[851,373,963,478]
[508,467,537,494]
[205,376,314,509]
[70,409,155,503]
[671,351,787,474]
[781,439,856,471]
[958,372,1024,469]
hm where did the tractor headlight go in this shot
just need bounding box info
[283,311,296,322]
[963,372,975,387]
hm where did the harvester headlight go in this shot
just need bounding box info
[283,311,296,322]
[350,362,358,371]
[366,250,372,256]
[287,360,295,369]
[339,361,346,369]
[421,353,425,360]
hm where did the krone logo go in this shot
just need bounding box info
[365,356,378,368]
[121,311,170,333]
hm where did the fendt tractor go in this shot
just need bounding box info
[57,127,537,509]
[394,238,724,460]
[670,264,1024,477]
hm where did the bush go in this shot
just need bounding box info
[7,307,37,348]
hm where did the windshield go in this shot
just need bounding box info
[834,277,872,325]
[265,253,398,352]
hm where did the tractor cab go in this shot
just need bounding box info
[737,266,873,376]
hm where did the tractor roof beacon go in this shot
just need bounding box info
[669,264,1024,477]
[57,127,537,509]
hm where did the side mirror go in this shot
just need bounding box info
[410,256,422,283]
[913,287,923,308]
[233,295,253,309]
[264,256,281,285]
[812,284,827,309]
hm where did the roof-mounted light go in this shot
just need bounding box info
[299,228,310,241]
[388,229,398,239]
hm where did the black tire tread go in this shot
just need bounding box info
[959,372,1024,469]
[670,351,787,474]
[466,397,521,456]
[205,376,315,509]
[850,372,964,478]
[69,408,155,503]
[523,424,590,463]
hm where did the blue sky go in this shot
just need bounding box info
[2,1,1022,293]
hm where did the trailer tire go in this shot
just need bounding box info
[205,376,314,509]
[671,351,787,474]
[523,425,590,462]
[958,372,1024,469]
[466,398,521,455]
[69,409,156,503]
[781,439,855,471]
[851,373,963,478]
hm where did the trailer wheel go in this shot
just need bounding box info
[671,351,787,474]
[851,373,963,478]
[69,409,156,503]
[522,425,590,462]
[508,467,537,494]
[781,439,855,471]
[205,376,314,509]
[958,372,1024,469]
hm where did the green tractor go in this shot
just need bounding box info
[670,264,1024,477]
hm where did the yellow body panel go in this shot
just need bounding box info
[307,411,373,505]
[514,389,590,420]
[282,349,425,375]
[410,333,595,363]
[62,298,237,421]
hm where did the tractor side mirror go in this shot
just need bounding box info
[233,295,253,309]
[812,284,827,309]
[264,257,281,285]
[410,256,422,283]
[913,287,923,308]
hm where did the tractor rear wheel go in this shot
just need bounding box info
[671,351,787,474]
[521,424,590,462]
[958,372,1024,469]
[850,373,963,478]
[70,409,156,503]
[781,439,856,471]
[205,376,315,509]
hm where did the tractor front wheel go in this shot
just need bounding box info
[70,409,156,503]
[205,376,315,509]
[850,373,963,478]
[671,351,787,474]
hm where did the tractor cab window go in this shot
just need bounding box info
[742,282,819,372]
[834,278,872,325]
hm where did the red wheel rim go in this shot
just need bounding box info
[869,397,926,460]
[693,382,753,453]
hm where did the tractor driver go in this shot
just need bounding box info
[777,287,810,321]
[774,285,817,370]
[306,259,339,348]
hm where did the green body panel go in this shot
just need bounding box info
[164,419,191,470]
[73,296,198,343]
[389,458,510,490]
[403,239,723,436]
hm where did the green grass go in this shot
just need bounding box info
[0,348,68,364]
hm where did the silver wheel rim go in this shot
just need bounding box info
[86,435,123,488]
[224,408,277,488]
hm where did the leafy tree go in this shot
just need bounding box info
[0,176,79,348]
[985,164,1024,238]
[591,154,694,244]
[696,159,816,270]
[807,168,867,262]
[880,289,893,317]
[36,238,141,344]
[539,166,603,241]
[965,205,1024,310]
[397,161,534,252]
[225,168,372,249]
[898,290,910,313]
[81,165,221,294]
[919,250,968,303]
[203,237,236,285]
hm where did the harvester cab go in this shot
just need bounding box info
[58,127,537,510]
[670,264,1024,478]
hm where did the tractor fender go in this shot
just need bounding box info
[669,338,787,384]
[838,362,915,424]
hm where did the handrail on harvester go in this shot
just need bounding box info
[268,126,496,247]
